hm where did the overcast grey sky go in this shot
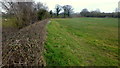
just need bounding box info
[35,0,120,13]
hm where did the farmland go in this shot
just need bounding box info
[44,18,118,66]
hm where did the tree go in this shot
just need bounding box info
[37,9,49,20]
[80,8,89,17]
[55,4,62,17]
[95,9,101,13]
[36,2,48,11]
[115,8,120,12]
[49,10,53,17]
[35,2,49,20]
[1,1,37,28]
[66,5,73,17]
[63,5,73,17]
[63,5,67,18]
[1,1,49,28]
[81,8,89,13]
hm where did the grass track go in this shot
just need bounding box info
[44,18,118,66]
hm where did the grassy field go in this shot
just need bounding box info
[44,17,118,66]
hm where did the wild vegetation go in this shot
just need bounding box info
[1,1,49,28]
[1,1,49,66]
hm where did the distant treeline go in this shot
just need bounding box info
[80,8,120,18]
[80,12,120,18]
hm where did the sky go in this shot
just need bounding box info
[35,0,120,13]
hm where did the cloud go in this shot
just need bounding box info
[35,0,119,13]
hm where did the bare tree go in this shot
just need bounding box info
[55,4,62,17]
[1,1,38,28]
[49,10,53,17]
[95,9,101,13]
[63,5,73,17]
[115,8,120,12]
[63,5,67,18]
[36,2,48,11]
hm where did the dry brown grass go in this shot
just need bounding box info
[2,19,48,67]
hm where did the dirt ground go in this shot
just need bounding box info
[2,19,49,67]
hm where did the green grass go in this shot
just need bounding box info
[2,17,17,28]
[44,17,118,66]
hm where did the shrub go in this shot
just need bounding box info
[37,9,50,20]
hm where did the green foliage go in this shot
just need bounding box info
[37,9,50,20]
[44,18,118,66]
